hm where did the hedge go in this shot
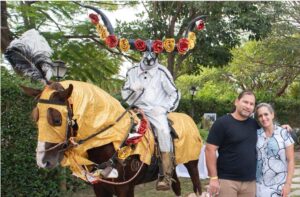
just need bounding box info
[2,68,299,196]
[1,69,86,197]
[177,97,300,128]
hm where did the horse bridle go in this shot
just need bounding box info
[37,98,78,153]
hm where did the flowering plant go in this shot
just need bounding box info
[105,35,118,48]
[152,40,163,53]
[197,19,205,31]
[119,38,130,52]
[163,38,175,52]
[134,39,146,51]
[177,38,189,54]
[89,13,99,25]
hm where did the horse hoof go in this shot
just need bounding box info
[156,182,171,191]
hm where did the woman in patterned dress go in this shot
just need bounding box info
[255,103,295,197]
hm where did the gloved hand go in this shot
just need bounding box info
[151,106,167,116]
[130,82,144,92]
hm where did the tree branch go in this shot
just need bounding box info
[62,34,139,62]
[167,2,183,37]
[37,9,62,32]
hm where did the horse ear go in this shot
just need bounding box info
[20,85,42,97]
[58,84,73,101]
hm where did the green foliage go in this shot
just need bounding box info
[224,35,300,97]
[5,1,126,92]
[199,128,209,142]
[56,40,123,93]
[1,68,86,196]
[288,81,300,99]
[177,96,300,128]
[116,1,282,77]
[176,67,237,101]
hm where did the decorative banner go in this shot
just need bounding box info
[152,40,164,53]
[89,12,205,54]
[96,24,108,40]
[163,38,175,53]
[188,32,196,49]
[105,35,118,48]
[119,38,130,52]
[89,13,99,25]
[197,19,205,31]
[134,39,147,52]
[177,38,189,55]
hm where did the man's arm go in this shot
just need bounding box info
[121,68,143,104]
[206,143,220,196]
[282,124,292,132]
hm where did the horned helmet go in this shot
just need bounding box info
[83,2,206,70]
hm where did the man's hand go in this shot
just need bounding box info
[281,183,291,197]
[130,82,144,92]
[208,179,220,197]
[151,106,166,116]
[282,124,292,132]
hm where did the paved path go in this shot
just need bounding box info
[290,151,300,197]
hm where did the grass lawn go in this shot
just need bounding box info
[70,178,209,197]
[134,178,209,197]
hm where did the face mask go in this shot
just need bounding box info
[142,52,157,68]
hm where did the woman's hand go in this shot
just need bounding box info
[281,183,291,197]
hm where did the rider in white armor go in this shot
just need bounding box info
[122,50,180,190]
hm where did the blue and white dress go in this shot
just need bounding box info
[256,126,294,197]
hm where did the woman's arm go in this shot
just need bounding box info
[281,144,295,197]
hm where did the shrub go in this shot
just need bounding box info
[1,68,86,196]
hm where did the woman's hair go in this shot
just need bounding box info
[255,103,275,117]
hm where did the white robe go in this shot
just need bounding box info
[122,62,180,152]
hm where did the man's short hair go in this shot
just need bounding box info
[237,90,255,100]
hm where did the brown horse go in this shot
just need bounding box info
[22,80,203,197]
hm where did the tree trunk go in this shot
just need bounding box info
[167,53,175,77]
[1,1,13,52]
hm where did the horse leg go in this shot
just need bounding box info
[115,184,135,197]
[171,170,182,197]
[93,184,113,197]
[184,160,202,195]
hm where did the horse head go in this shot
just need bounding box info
[21,82,74,169]
[22,80,133,172]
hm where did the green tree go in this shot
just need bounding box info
[1,1,137,92]
[223,35,300,98]
[116,1,284,78]
[1,68,86,196]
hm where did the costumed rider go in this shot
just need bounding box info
[121,42,180,191]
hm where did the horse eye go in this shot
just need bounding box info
[47,108,62,126]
